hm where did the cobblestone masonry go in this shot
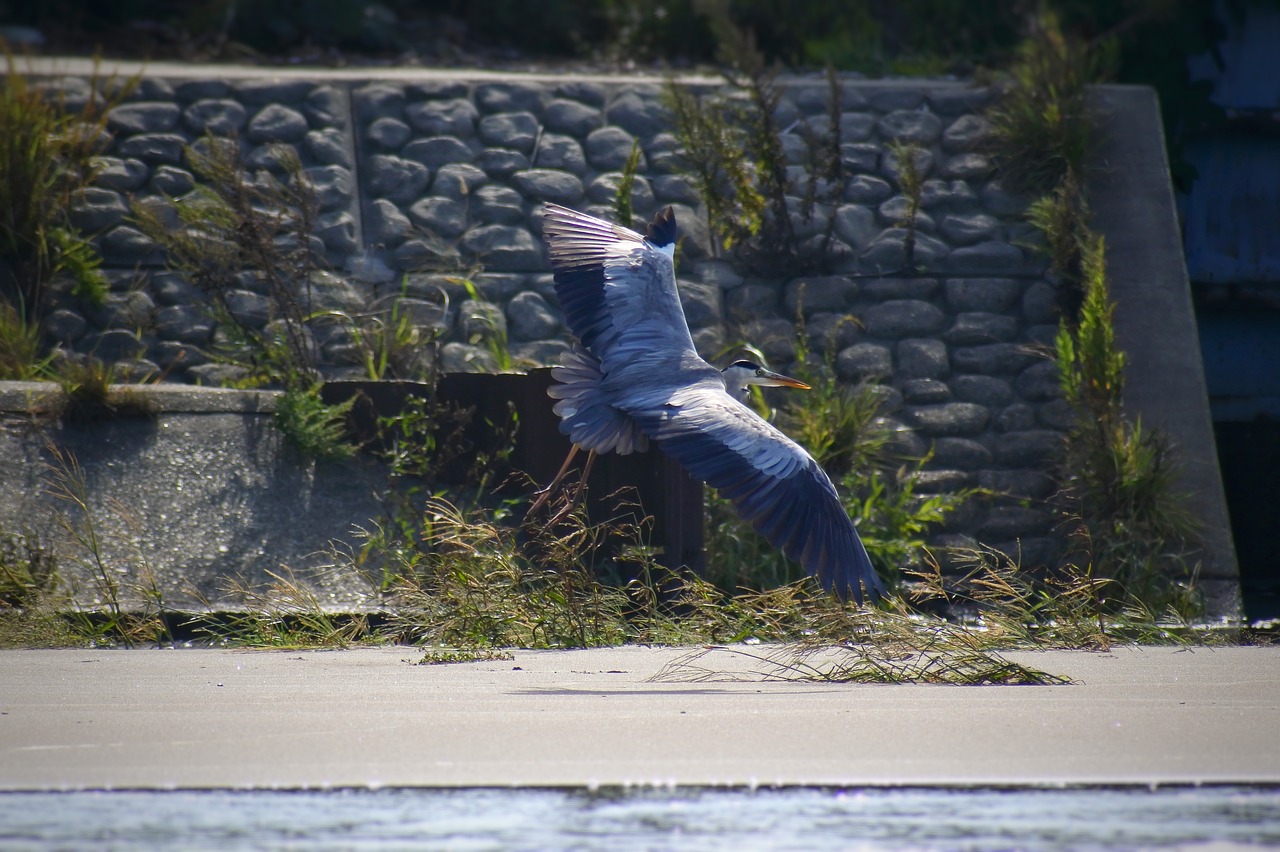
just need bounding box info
[41,71,1072,567]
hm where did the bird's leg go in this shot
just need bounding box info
[547,449,597,527]
[526,444,580,517]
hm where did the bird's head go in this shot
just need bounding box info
[720,360,811,397]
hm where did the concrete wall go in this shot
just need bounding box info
[10,60,1239,617]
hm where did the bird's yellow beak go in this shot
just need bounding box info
[756,369,811,390]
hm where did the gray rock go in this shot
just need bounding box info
[978,507,1055,540]
[150,273,203,306]
[881,145,935,185]
[403,136,473,167]
[406,81,467,100]
[897,338,949,379]
[912,470,974,494]
[79,330,148,363]
[939,212,1000,245]
[187,363,250,386]
[945,277,1023,313]
[476,148,531,178]
[726,284,778,319]
[461,224,542,270]
[474,82,545,116]
[42,309,87,343]
[1022,281,1059,324]
[534,133,587,174]
[976,470,1057,500]
[902,378,951,403]
[470,274,526,302]
[511,169,584,205]
[545,98,602,136]
[154,304,214,344]
[246,104,309,144]
[406,99,479,138]
[304,128,352,167]
[941,114,993,152]
[877,196,936,231]
[150,341,207,372]
[877,109,943,145]
[784,276,856,316]
[695,259,742,290]
[919,179,978,210]
[606,90,668,137]
[316,210,359,254]
[804,312,861,352]
[836,342,893,381]
[506,291,562,341]
[408,197,467,237]
[678,280,722,328]
[223,290,272,329]
[585,126,638,170]
[304,165,354,212]
[510,339,572,368]
[945,240,1024,274]
[951,375,1014,407]
[653,174,701,206]
[365,199,412,247]
[440,341,499,373]
[832,204,877,249]
[183,99,247,135]
[952,343,1038,375]
[308,271,365,313]
[366,116,411,150]
[867,88,924,111]
[994,403,1037,432]
[939,153,995,180]
[343,250,395,285]
[95,157,149,192]
[841,143,882,173]
[993,430,1065,467]
[860,277,940,301]
[862,299,946,338]
[432,162,489,198]
[981,179,1029,217]
[586,173,654,211]
[148,164,195,196]
[931,437,993,468]
[304,85,346,126]
[115,133,186,163]
[108,102,180,134]
[99,225,161,264]
[944,312,1020,345]
[69,187,129,232]
[1015,360,1064,401]
[176,80,232,101]
[740,317,799,362]
[472,185,526,225]
[477,112,540,153]
[367,155,431,202]
[458,298,508,341]
[555,81,606,107]
[901,402,989,436]
[1038,399,1076,431]
[236,79,313,105]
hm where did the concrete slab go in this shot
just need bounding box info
[1,645,1276,790]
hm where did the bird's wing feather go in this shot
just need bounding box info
[620,379,884,603]
[542,203,696,368]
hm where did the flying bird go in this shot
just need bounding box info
[532,203,884,604]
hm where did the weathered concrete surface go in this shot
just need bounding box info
[0,384,385,610]
[1,645,1276,790]
[1088,86,1241,618]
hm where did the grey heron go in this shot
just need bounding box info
[532,203,884,604]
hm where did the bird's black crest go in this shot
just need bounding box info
[645,206,677,248]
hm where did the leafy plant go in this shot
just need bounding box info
[0,56,116,322]
[0,299,56,380]
[273,384,357,461]
[133,134,323,390]
[986,8,1116,194]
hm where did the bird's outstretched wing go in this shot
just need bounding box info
[621,378,885,604]
[541,203,696,370]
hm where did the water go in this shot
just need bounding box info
[1,786,1278,850]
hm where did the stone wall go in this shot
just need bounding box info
[25,65,1234,605]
